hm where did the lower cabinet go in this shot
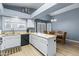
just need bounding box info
[30,34,56,56]
[1,35,21,50]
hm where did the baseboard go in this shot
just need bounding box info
[66,39,79,43]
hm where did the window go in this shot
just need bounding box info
[37,22,46,33]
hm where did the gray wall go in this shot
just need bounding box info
[52,8,79,41]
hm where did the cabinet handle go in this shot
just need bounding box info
[0,38,2,45]
[54,40,56,42]
[47,44,48,46]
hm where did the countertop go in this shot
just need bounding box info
[0,32,56,39]
[0,32,33,37]
[32,33,56,39]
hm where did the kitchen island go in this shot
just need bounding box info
[30,33,56,56]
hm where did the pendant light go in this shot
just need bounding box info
[51,16,57,22]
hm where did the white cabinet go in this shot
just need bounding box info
[0,35,21,50]
[3,22,12,31]
[12,19,26,31]
[27,19,35,28]
[2,17,12,31]
[2,16,27,31]
[17,23,26,30]
[30,34,56,56]
[11,23,26,31]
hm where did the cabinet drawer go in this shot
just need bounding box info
[30,35,48,44]
[1,35,21,50]
[38,37,48,45]
[37,43,47,55]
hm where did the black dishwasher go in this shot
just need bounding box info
[21,34,29,46]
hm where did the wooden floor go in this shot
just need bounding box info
[9,41,79,56]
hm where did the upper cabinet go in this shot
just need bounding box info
[2,17,12,31]
[2,16,27,31]
[0,3,4,14]
[27,19,35,28]
[17,23,26,30]
[3,22,12,31]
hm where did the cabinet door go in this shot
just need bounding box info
[31,35,36,45]
[13,35,21,46]
[38,37,48,45]
[36,37,48,55]
[1,36,13,50]
[27,19,34,28]
[3,22,12,31]
[11,22,17,30]
[2,17,12,31]
[30,35,37,48]
[17,24,26,30]
[30,35,48,55]
[1,35,21,50]
[29,35,32,44]
[37,43,47,55]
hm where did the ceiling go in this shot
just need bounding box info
[49,3,79,16]
[31,3,73,20]
[3,3,44,9]
[3,3,79,20]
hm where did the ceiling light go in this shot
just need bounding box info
[51,19,57,22]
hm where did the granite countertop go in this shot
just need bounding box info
[32,33,56,39]
[0,32,56,39]
[0,32,34,37]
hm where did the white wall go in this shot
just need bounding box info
[0,3,4,14]
[1,8,31,18]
